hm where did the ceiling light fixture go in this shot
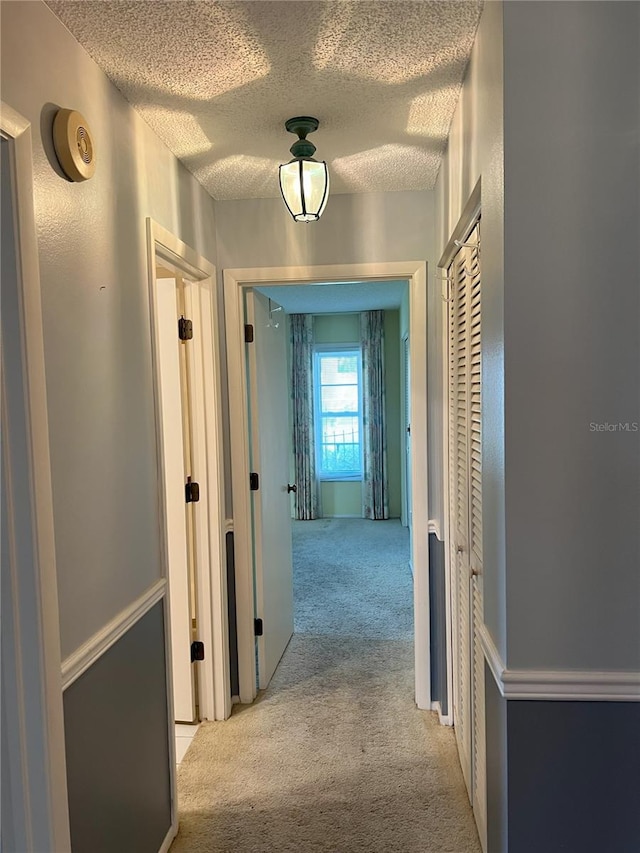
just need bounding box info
[279,116,329,222]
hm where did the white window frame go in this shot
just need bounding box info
[313,343,364,482]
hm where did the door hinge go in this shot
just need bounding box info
[244,323,254,343]
[191,640,205,662]
[185,476,200,503]
[178,316,193,341]
[249,472,259,491]
[254,618,263,637]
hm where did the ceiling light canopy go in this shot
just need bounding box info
[279,116,329,223]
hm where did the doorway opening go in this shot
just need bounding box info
[224,261,430,710]
[246,286,413,691]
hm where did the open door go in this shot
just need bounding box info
[402,334,412,531]
[245,291,294,689]
[156,271,197,722]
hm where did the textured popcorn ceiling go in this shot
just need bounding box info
[46,1,482,199]
[254,280,408,314]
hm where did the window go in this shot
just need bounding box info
[314,347,363,480]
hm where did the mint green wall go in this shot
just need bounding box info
[313,313,360,344]
[312,311,402,518]
[400,287,410,339]
[319,481,363,518]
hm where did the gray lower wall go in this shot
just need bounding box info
[64,601,171,853]
[226,531,240,697]
[507,699,640,853]
[484,662,640,853]
[428,533,447,715]
[485,666,640,853]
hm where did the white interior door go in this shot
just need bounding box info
[402,335,412,531]
[246,291,294,689]
[157,275,195,722]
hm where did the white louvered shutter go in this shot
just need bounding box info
[467,226,487,852]
[467,229,483,579]
[449,247,472,795]
[448,221,486,850]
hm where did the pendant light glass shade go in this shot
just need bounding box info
[279,158,329,222]
[279,116,329,222]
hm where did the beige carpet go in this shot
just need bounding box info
[171,521,481,853]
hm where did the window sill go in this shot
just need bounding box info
[318,476,363,483]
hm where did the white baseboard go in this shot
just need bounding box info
[158,821,178,853]
[428,519,442,540]
[62,579,166,690]
[479,622,640,701]
[430,700,454,726]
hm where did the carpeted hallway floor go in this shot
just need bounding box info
[171,518,481,852]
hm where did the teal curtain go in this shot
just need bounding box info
[290,314,319,520]
[361,310,389,520]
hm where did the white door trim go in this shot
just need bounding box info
[146,220,231,720]
[61,578,167,691]
[479,623,640,701]
[1,102,71,852]
[224,261,430,709]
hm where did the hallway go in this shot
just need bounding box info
[171,520,480,852]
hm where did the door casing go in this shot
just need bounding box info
[1,102,71,852]
[147,219,230,733]
[224,261,430,709]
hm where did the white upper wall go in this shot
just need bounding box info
[435,0,506,656]
[215,189,441,521]
[436,0,640,672]
[215,190,435,270]
[1,1,218,659]
[502,0,640,671]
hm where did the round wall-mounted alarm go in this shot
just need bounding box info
[52,109,96,182]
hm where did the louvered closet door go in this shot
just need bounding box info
[449,222,487,852]
[449,245,472,794]
[467,228,487,852]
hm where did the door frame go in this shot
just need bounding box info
[224,261,430,709]
[1,102,71,851]
[146,219,230,724]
